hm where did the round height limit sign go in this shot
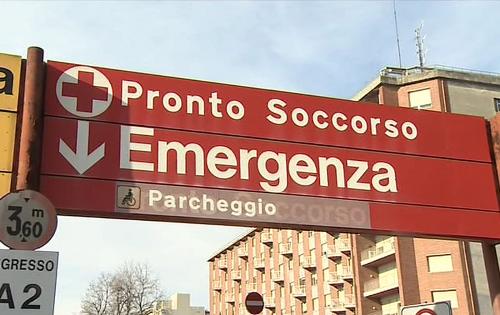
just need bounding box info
[0,190,57,250]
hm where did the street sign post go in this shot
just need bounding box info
[0,190,58,250]
[245,292,264,314]
[401,301,452,315]
[0,249,59,315]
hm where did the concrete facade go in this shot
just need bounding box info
[152,293,206,315]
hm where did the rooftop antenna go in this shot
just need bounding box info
[415,21,427,68]
[393,0,402,68]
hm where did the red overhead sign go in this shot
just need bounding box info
[39,61,500,240]
[44,61,492,162]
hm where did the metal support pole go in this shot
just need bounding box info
[487,113,500,315]
[483,242,500,314]
[15,47,45,190]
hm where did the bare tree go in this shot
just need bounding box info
[81,273,113,315]
[81,262,163,315]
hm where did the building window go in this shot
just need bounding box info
[313,297,319,310]
[427,254,453,273]
[312,273,318,286]
[324,293,331,307]
[495,98,500,112]
[432,289,458,308]
[409,88,432,109]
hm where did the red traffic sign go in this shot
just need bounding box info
[401,301,452,315]
[0,190,58,250]
[245,292,264,314]
[416,309,437,315]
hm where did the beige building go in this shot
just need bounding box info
[152,293,206,315]
[209,66,500,315]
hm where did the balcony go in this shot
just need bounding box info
[363,277,399,298]
[231,270,241,281]
[327,299,346,312]
[342,266,354,280]
[301,256,316,270]
[264,297,276,309]
[271,271,284,283]
[326,245,342,259]
[237,246,248,258]
[254,257,266,270]
[212,280,222,291]
[299,270,306,279]
[226,293,235,304]
[292,285,307,299]
[261,232,273,244]
[337,239,351,252]
[344,295,356,309]
[279,243,293,256]
[327,272,344,286]
[247,282,258,292]
[360,239,396,267]
[218,259,227,270]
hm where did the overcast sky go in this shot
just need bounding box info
[2,1,500,314]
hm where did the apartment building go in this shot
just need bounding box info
[352,65,500,315]
[209,228,478,315]
[209,66,500,315]
[353,65,500,119]
[209,229,356,315]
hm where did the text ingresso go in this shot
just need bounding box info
[121,80,418,141]
[120,126,398,194]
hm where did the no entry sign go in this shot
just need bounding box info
[245,292,264,314]
[38,60,500,240]
[401,301,452,315]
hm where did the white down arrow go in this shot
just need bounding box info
[59,120,105,174]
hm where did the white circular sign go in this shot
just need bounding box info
[0,190,58,250]
[56,65,113,118]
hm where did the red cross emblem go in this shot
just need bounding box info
[56,66,112,118]
[62,71,108,113]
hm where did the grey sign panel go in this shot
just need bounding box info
[0,249,59,315]
[115,182,371,230]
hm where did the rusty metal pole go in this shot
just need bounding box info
[15,47,45,191]
[486,113,500,315]
[483,242,500,314]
